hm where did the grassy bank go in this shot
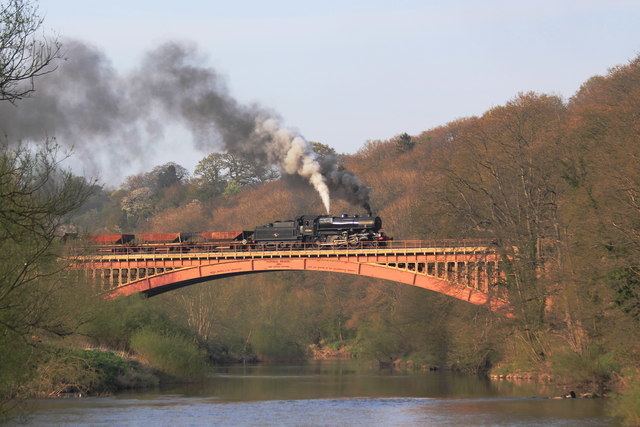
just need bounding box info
[20,347,159,398]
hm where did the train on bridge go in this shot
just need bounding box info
[86,214,391,253]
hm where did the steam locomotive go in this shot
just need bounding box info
[86,214,390,253]
[253,214,387,246]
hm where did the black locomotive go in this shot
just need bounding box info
[253,214,388,246]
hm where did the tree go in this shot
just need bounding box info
[124,162,189,192]
[440,93,566,359]
[151,162,189,190]
[120,186,153,222]
[193,152,227,197]
[193,152,278,199]
[561,56,640,334]
[0,1,91,375]
[310,141,337,159]
[0,9,92,403]
[0,142,92,413]
[0,0,61,102]
[393,132,414,152]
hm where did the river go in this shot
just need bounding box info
[14,361,615,426]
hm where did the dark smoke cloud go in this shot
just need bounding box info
[0,39,373,213]
[0,40,145,173]
[321,156,372,215]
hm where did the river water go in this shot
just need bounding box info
[15,361,614,426]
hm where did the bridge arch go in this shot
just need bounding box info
[105,258,512,316]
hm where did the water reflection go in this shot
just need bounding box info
[15,361,615,426]
[159,362,558,401]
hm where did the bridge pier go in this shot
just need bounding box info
[460,262,468,286]
[471,262,479,290]
[454,261,459,282]
[102,269,110,290]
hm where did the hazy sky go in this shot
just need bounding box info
[37,0,640,174]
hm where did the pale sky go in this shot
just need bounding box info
[37,0,640,175]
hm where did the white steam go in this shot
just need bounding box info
[255,118,331,213]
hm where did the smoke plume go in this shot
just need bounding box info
[0,39,372,214]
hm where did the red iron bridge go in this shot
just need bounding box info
[68,239,511,316]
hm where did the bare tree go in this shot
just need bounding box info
[0,1,86,415]
[0,142,92,325]
[438,93,565,360]
[0,0,61,103]
[0,141,93,417]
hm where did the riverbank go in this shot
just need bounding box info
[23,342,330,399]
[308,343,352,360]
[19,348,161,399]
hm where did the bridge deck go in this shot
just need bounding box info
[74,243,498,261]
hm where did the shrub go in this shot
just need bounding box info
[611,374,640,426]
[81,350,127,392]
[82,296,191,351]
[352,321,405,362]
[130,329,207,380]
[24,348,145,396]
[28,351,101,397]
[250,327,306,361]
[551,345,619,392]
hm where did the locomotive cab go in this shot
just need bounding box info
[299,215,318,241]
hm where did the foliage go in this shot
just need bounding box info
[392,132,414,152]
[194,152,278,199]
[353,319,405,362]
[0,332,33,402]
[120,186,154,221]
[147,200,206,232]
[129,329,207,379]
[310,141,337,159]
[223,179,242,197]
[124,162,189,192]
[550,345,619,393]
[79,350,127,391]
[81,295,191,351]
[0,143,93,413]
[444,313,501,373]
[115,162,193,228]
[250,326,306,361]
[20,347,158,400]
[611,372,640,426]
[27,348,102,397]
[440,93,564,343]
[608,267,640,321]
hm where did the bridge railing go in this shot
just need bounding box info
[66,238,499,257]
